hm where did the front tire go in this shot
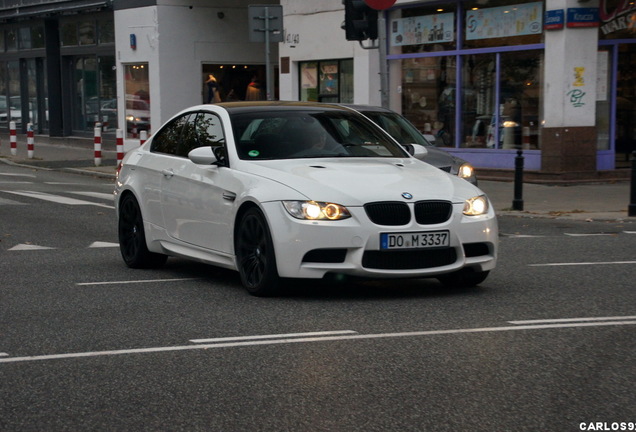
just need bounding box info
[235,207,280,296]
[118,194,167,268]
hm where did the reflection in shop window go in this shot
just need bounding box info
[79,21,95,45]
[98,18,115,44]
[124,63,151,138]
[401,56,456,147]
[497,50,542,150]
[6,29,17,51]
[299,59,353,103]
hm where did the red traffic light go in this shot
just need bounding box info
[363,0,396,10]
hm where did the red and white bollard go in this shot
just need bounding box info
[522,126,531,150]
[27,123,34,159]
[94,122,102,167]
[116,129,124,166]
[140,130,148,146]
[10,121,17,156]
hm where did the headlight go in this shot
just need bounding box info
[463,195,489,216]
[283,201,351,221]
[457,163,474,179]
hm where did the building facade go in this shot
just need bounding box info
[280,0,635,178]
[0,0,633,177]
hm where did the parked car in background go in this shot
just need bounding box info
[125,95,151,134]
[115,101,497,296]
[343,105,477,185]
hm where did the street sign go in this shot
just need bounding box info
[248,5,283,43]
[363,0,396,10]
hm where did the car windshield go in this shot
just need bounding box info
[360,111,432,147]
[231,110,409,160]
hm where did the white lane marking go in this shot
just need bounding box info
[564,233,616,237]
[76,278,200,286]
[0,173,36,178]
[625,231,636,234]
[8,244,55,251]
[502,234,545,238]
[0,353,8,357]
[88,241,119,248]
[0,197,25,205]
[529,261,636,267]
[190,330,358,344]
[3,190,109,206]
[509,315,636,325]
[69,191,114,201]
[2,190,114,209]
[0,181,33,184]
[2,320,635,364]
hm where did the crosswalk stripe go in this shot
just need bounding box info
[8,244,56,251]
[69,191,115,201]
[1,190,114,208]
[88,241,119,248]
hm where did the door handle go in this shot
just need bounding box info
[161,169,174,178]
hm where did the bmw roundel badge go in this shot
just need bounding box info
[401,192,413,200]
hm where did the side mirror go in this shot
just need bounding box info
[412,144,428,157]
[405,143,428,159]
[188,146,218,165]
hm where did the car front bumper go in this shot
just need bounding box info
[262,201,498,280]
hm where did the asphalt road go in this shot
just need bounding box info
[1,165,635,432]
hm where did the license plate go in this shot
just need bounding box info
[380,230,450,250]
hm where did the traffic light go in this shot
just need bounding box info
[344,0,378,41]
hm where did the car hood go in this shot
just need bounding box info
[243,157,480,205]
[418,146,464,171]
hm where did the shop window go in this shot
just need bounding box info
[0,32,4,52]
[596,48,611,153]
[61,22,78,46]
[124,63,151,138]
[99,56,117,130]
[613,44,636,164]
[6,29,17,51]
[497,50,542,149]
[0,61,6,127]
[299,59,353,103]
[462,54,496,148]
[31,26,45,49]
[401,56,456,146]
[18,27,31,49]
[78,21,96,45]
[98,18,115,44]
[201,64,267,103]
[462,0,543,49]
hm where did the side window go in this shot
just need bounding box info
[175,112,225,157]
[196,112,225,147]
[151,114,191,155]
[177,114,198,157]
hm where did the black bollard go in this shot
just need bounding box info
[629,151,636,217]
[512,150,524,211]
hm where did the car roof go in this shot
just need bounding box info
[214,101,355,115]
[338,104,393,114]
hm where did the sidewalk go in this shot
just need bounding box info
[1,134,634,221]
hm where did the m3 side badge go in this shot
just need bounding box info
[402,192,413,199]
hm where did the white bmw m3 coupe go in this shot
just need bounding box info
[115,101,498,296]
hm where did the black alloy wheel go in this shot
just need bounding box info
[118,194,167,268]
[236,207,280,296]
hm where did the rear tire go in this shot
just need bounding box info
[118,194,167,268]
[437,269,489,288]
[235,207,280,297]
